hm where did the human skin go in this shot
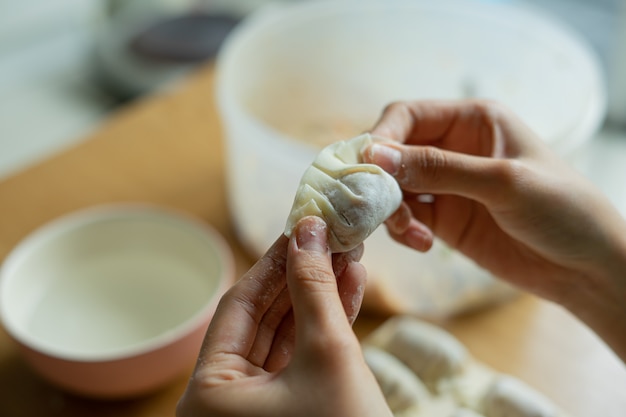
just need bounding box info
[178,100,626,417]
[177,216,393,417]
[363,99,626,362]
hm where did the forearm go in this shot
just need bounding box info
[563,231,626,363]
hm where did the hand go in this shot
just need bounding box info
[177,216,392,417]
[363,100,626,361]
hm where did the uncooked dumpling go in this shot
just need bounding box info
[363,346,430,413]
[365,316,469,389]
[482,376,557,417]
[451,408,487,417]
[284,133,402,252]
[364,316,570,417]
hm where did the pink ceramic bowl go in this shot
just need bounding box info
[0,205,234,398]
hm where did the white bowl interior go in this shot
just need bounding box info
[0,208,229,361]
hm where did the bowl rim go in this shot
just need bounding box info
[215,0,607,155]
[0,204,235,362]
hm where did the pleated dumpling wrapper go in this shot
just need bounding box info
[284,133,403,252]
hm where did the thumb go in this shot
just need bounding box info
[286,216,353,345]
[364,143,514,205]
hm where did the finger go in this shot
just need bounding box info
[370,100,417,142]
[245,245,366,367]
[246,285,292,368]
[336,260,367,325]
[286,216,353,346]
[383,200,432,251]
[365,142,517,207]
[332,243,364,277]
[331,243,366,324]
[261,244,365,372]
[262,262,366,373]
[371,99,546,159]
[196,235,289,364]
[385,201,413,234]
[370,99,509,146]
[371,99,509,147]
[371,100,466,144]
[261,309,296,372]
[386,217,434,253]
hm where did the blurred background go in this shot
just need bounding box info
[0,0,625,204]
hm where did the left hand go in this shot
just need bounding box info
[177,216,392,417]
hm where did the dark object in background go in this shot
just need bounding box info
[130,13,240,63]
[93,12,239,102]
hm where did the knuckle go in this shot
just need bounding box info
[331,243,364,276]
[403,145,447,188]
[471,100,517,139]
[385,204,411,234]
[294,257,335,289]
[489,159,530,198]
[382,100,409,115]
[305,329,361,363]
[495,159,524,183]
[471,99,511,122]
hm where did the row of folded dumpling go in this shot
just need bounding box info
[362,316,571,417]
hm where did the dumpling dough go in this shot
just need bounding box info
[482,376,558,417]
[451,408,487,417]
[364,317,570,417]
[365,316,469,389]
[363,346,430,413]
[284,133,402,252]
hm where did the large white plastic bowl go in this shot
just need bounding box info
[216,0,606,316]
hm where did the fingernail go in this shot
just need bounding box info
[405,228,432,252]
[347,283,365,324]
[295,216,328,253]
[368,144,401,175]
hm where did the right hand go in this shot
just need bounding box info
[363,100,626,361]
